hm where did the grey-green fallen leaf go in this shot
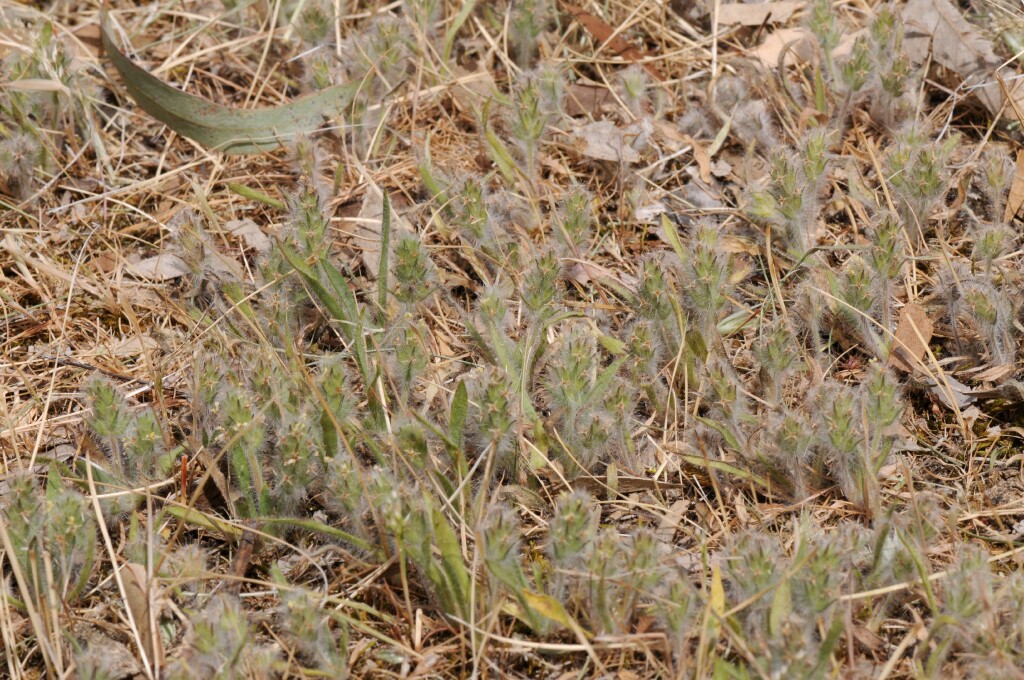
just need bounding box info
[101,7,357,154]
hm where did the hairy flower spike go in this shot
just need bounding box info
[392,235,435,305]
[125,408,172,481]
[219,384,268,519]
[618,65,649,116]
[546,326,598,415]
[472,368,519,472]
[549,490,597,568]
[392,317,431,400]
[2,471,95,606]
[807,0,843,74]
[481,505,529,594]
[0,132,41,198]
[626,321,659,375]
[167,595,262,678]
[800,128,831,186]
[982,150,1014,219]
[972,224,1010,276]
[680,226,737,341]
[407,0,441,37]
[823,384,859,456]
[886,125,959,245]
[840,38,872,93]
[86,376,130,440]
[508,72,554,182]
[636,259,674,321]
[274,565,348,674]
[520,251,561,319]
[869,5,898,47]
[296,0,334,47]
[881,55,911,101]
[773,411,815,479]
[509,0,551,66]
[961,281,1015,365]
[863,363,902,429]
[756,320,799,403]
[455,176,491,244]
[289,183,329,258]
[559,184,593,250]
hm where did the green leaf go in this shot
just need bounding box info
[810,616,845,676]
[814,64,828,113]
[519,589,589,638]
[377,190,391,316]
[228,442,263,518]
[660,213,690,265]
[101,8,356,154]
[676,436,772,492]
[482,99,518,184]
[428,506,471,619]
[227,182,285,209]
[277,242,376,394]
[418,133,449,209]
[597,331,627,356]
[259,517,377,555]
[717,310,753,337]
[449,380,468,451]
[444,381,471,503]
[584,356,627,405]
[768,575,792,637]
[695,416,743,452]
[162,505,245,542]
[443,0,481,64]
[221,281,256,324]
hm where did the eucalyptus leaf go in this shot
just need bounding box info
[101,8,356,154]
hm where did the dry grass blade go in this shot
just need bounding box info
[120,563,164,670]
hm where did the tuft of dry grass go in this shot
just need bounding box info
[5,0,1024,677]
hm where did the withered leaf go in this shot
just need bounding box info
[717,2,803,27]
[563,3,665,81]
[121,562,164,668]
[888,302,934,374]
[1004,149,1024,222]
[571,119,644,163]
[904,0,1023,119]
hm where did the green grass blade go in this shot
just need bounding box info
[259,517,378,556]
[431,506,471,619]
[377,190,391,317]
[442,0,480,63]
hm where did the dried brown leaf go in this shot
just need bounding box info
[121,562,163,668]
[679,133,712,183]
[129,253,190,281]
[752,27,859,67]
[717,2,803,27]
[225,218,271,254]
[570,119,642,163]
[564,82,616,118]
[888,302,934,374]
[449,66,496,116]
[970,363,1015,384]
[904,0,1020,118]
[1004,149,1024,222]
[656,499,690,543]
[563,4,665,81]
